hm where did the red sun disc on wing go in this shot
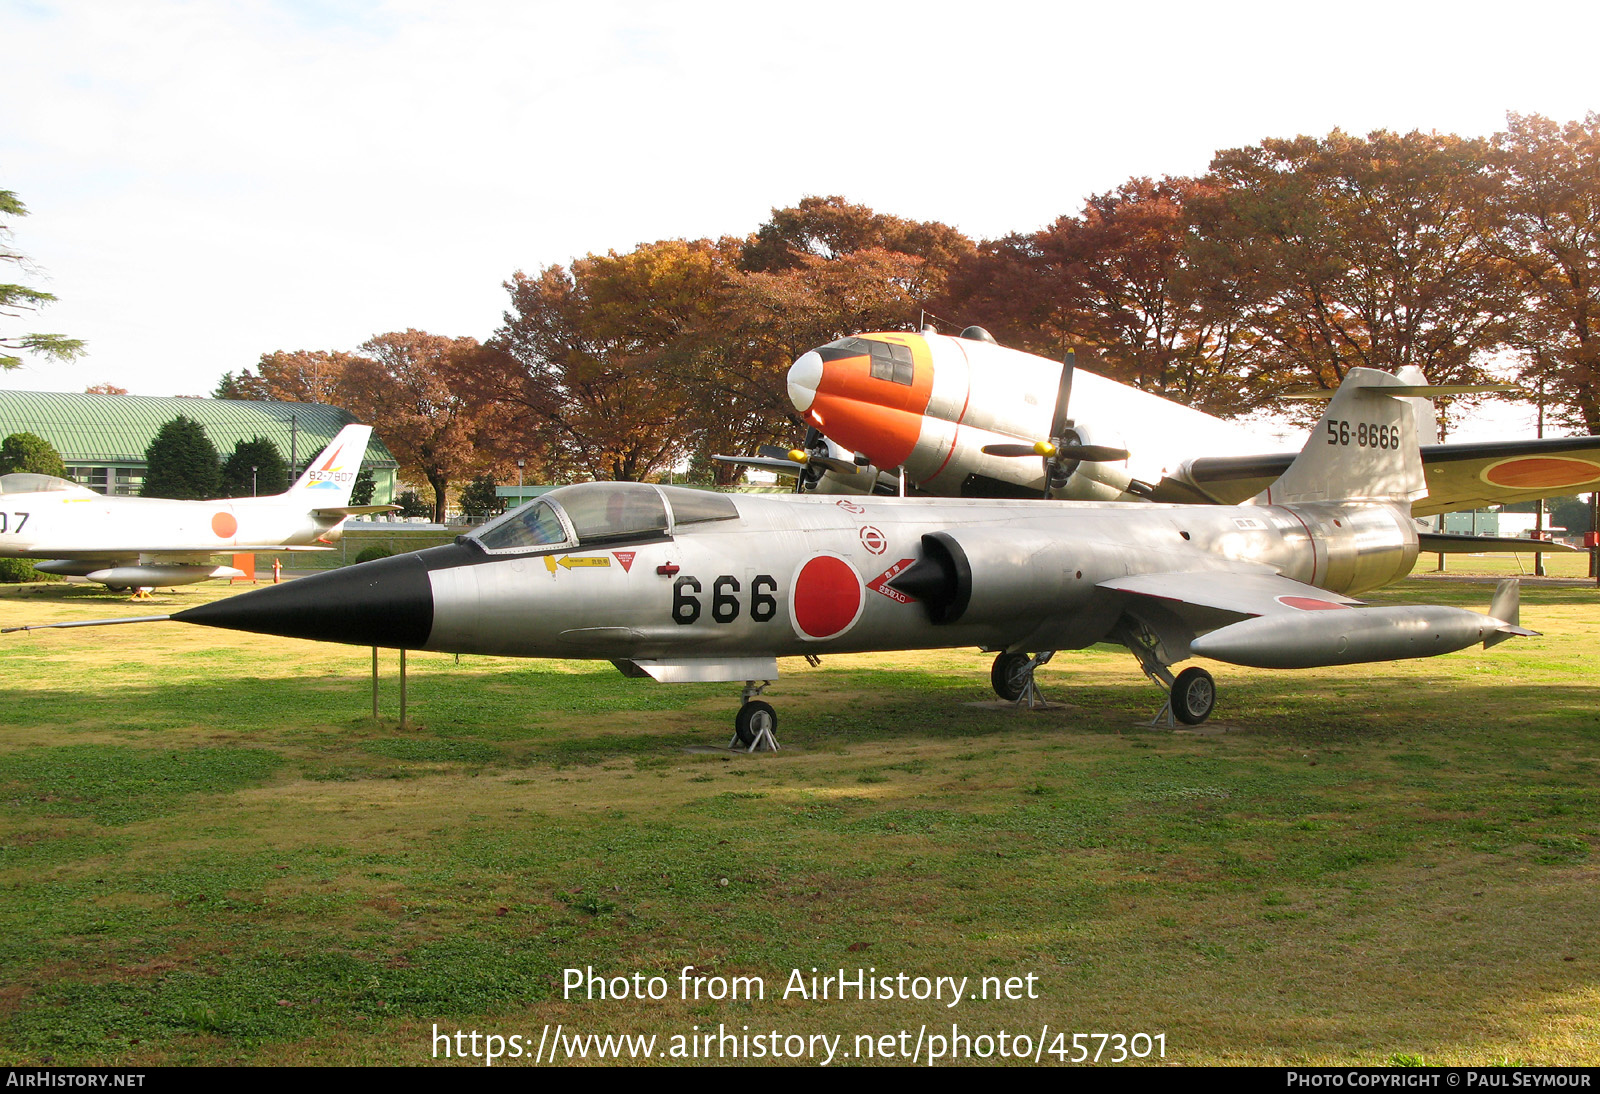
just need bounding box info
[1482,457,1600,489]
[211,512,238,538]
[1278,596,1349,611]
[791,555,863,639]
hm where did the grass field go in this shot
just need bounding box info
[0,570,1595,1067]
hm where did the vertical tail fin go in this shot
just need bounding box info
[1255,368,1426,506]
[283,424,373,507]
[1394,365,1441,445]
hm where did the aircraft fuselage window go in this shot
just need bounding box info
[868,341,915,386]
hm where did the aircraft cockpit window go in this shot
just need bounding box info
[867,340,915,386]
[658,486,739,527]
[0,473,79,494]
[473,499,572,552]
[547,482,670,545]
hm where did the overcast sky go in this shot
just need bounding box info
[3,0,1597,439]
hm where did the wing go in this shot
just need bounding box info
[1155,436,1600,515]
[1100,570,1361,626]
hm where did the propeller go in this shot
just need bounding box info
[979,350,1129,498]
[716,429,860,494]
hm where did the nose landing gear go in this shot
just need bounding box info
[990,650,1055,708]
[732,680,781,752]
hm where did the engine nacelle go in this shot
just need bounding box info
[887,528,1075,626]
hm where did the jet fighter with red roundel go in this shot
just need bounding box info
[8,370,1537,743]
[0,425,393,589]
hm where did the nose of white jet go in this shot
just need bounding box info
[787,350,823,414]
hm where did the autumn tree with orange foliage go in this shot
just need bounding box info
[1487,112,1600,433]
[936,178,1267,416]
[338,330,506,522]
[214,349,359,404]
[489,239,735,483]
[1195,129,1517,396]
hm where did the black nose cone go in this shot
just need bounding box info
[172,545,466,648]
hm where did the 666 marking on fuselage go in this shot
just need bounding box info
[668,554,875,642]
[671,574,779,625]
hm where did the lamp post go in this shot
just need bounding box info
[251,465,257,497]
[517,459,524,502]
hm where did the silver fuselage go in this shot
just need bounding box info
[422,493,1417,661]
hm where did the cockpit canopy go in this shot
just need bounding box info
[471,482,739,554]
[0,473,85,495]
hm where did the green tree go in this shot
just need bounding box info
[219,436,289,497]
[0,432,67,477]
[351,468,376,506]
[1,189,85,370]
[459,474,503,521]
[394,489,431,518]
[140,415,220,499]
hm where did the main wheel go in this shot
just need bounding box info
[991,651,1032,702]
[734,700,777,747]
[1170,667,1216,725]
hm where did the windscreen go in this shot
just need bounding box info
[474,498,570,551]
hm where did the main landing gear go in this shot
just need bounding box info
[990,650,1055,708]
[731,680,780,753]
[1117,621,1217,726]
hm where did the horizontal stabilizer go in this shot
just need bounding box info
[1419,533,1579,554]
[312,505,402,518]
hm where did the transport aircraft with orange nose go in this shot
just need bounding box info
[727,326,1600,537]
[0,424,393,589]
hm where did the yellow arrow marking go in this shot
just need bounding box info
[557,555,611,570]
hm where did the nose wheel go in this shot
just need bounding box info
[991,650,1054,708]
[731,681,781,752]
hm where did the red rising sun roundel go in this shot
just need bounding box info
[790,554,864,641]
[1480,456,1600,490]
[211,512,238,538]
[1278,596,1349,611]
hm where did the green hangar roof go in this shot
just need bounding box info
[0,390,398,469]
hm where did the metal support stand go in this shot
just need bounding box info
[399,648,408,729]
[1013,651,1054,709]
[371,647,379,719]
[730,681,780,753]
